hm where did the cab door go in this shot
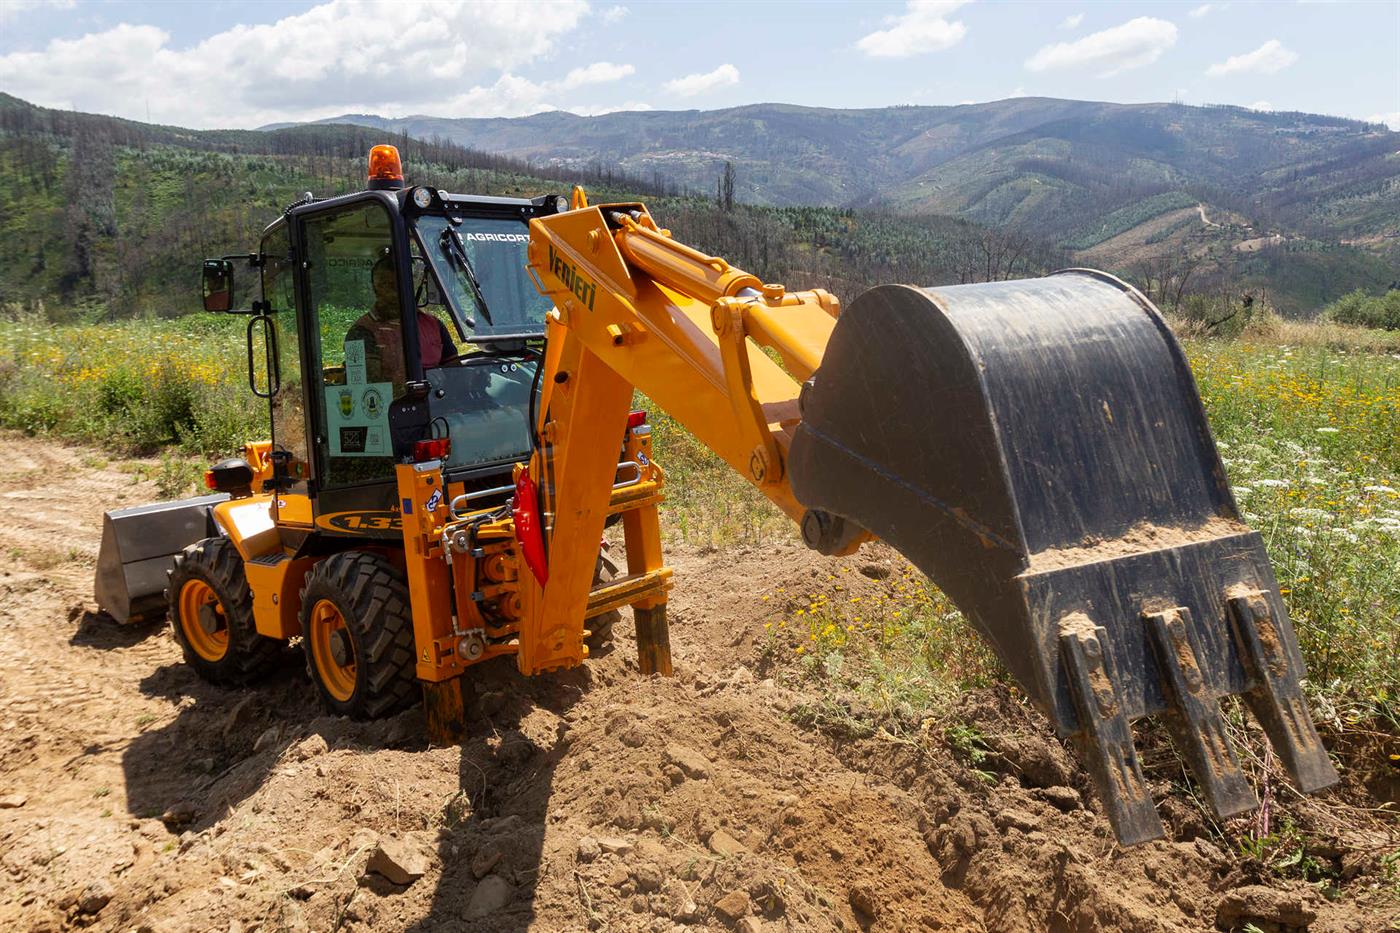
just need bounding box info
[260,221,314,528]
[295,198,413,535]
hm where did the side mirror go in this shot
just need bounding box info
[203,259,234,312]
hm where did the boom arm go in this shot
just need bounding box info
[521,197,1338,846]
[528,203,848,527]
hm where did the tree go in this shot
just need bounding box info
[716,161,736,212]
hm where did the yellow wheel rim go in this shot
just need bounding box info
[178,579,229,662]
[308,598,356,702]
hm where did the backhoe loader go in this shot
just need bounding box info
[96,146,1337,845]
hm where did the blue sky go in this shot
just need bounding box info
[1,1,1396,129]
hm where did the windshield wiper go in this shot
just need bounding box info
[439,227,494,327]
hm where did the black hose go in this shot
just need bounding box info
[524,345,545,455]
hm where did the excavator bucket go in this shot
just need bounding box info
[788,270,1337,845]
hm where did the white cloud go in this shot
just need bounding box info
[1060,13,1084,30]
[1367,111,1400,131]
[558,62,635,90]
[0,0,591,128]
[1249,100,1274,111]
[1206,39,1299,77]
[0,0,73,24]
[1025,17,1178,77]
[856,0,970,59]
[663,63,739,97]
[599,4,629,23]
[1188,4,1214,18]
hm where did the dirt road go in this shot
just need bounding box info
[0,435,1392,931]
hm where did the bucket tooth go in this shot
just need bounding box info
[1060,616,1163,845]
[1143,607,1257,819]
[1227,591,1338,794]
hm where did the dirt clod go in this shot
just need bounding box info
[597,835,634,855]
[714,890,751,921]
[663,879,699,920]
[291,734,328,760]
[664,742,713,780]
[75,878,114,914]
[464,875,514,918]
[708,828,747,857]
[848,882,880,920]
[160,801,197,827]
[470,843,503,879]
[365,837,430,886]
[994,807,1041,833]
[1215,884,1319,931]
[0,793,26,808]
[576,835,601,862]
[1038,785,1081,811]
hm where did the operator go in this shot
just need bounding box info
[346,255,459,388]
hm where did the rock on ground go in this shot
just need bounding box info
[365,837,431,886]
[464,875,514,918]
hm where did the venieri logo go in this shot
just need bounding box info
[547,244,597,311]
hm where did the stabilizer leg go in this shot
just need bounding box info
[422,679,466,746]
[635,604,673,676]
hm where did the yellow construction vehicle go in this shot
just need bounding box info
[96,146,1336,845]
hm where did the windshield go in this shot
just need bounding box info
[413,214,552,341]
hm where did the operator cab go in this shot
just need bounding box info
[202,145,570,541]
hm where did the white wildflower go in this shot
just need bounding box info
[1362,485,1397,496]
[1315,427,1339,434]
[1256,479,1289,488]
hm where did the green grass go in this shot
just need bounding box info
[1186,338,1400,723]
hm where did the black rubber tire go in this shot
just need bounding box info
[586,553,623,649]
[299,551,417,719]
[166,536,282,685]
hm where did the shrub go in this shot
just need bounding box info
[1323,289,1400,331]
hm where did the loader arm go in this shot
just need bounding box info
[522,198,1337,845]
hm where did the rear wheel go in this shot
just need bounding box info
[300,551,416,719]
[166,536,281,684]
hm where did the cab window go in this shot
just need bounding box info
[301,201,402,488]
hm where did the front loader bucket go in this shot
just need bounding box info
[95,494,228,624]
[788,271,1337,845]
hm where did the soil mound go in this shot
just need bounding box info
[0,435,1394,931]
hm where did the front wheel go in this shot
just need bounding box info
[166,536,282,684]
[300,551,417,719]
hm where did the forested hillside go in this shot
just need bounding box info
[282,98,1400,316]
[2,91,1396,319]
[0,93,1061,319]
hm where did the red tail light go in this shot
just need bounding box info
[512,466,549,585]
[627,409,648,429]
[412,438,451,462]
